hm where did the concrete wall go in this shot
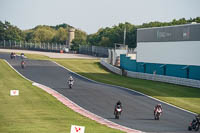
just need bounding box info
[108,49,127,65]
[120,54,200,80]
[126,70,200,88]
[100,58,200,88]
[137,24,200,66]
[137,23,200,42]
[120,54,136,71]
[137,41,200,66]
[100,58,122,75]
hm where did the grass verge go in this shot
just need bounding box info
[0,59,124,133]
[24,53,51,60]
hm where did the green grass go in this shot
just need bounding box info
[25,53,51,60]
[54,59,200,114]
[0,59,124,133]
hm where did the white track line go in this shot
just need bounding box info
[4,59,33,83]
[53,61,197,115]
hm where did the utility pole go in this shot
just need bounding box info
[123,26,126,45]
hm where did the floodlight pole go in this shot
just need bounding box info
[123,26,126,45]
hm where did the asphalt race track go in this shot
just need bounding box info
[0,52,195,133]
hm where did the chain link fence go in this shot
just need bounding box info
[0,40,67,52]
[79,45,109,57]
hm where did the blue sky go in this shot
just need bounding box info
[0,0,200,34]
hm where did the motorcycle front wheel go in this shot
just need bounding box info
[188,126,192,131]
[195,123,199,131]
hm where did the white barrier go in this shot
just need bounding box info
[100,58,122,75]
[100,58,200,88]
[126,71,200,88]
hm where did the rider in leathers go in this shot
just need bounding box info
[114,100,122,115]
[68,76,74,85]
[154,104,163,115]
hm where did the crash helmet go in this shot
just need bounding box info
[117,100,121,105]
[158,104,162,107]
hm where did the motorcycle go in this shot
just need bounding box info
[154,108,162,120]
[68,80,74,89]
[20,53,25,59]
[188,119,200,131]
[114,105,122,119]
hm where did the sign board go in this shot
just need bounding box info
[10,90,19,96]
[70,125,85,133]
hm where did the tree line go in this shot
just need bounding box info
[0,17,200,50]
[0,21,87,45]
[86,17,200,49]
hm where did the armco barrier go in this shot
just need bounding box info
[126,71,200,88]
[100,58,200,88]
[100,58,122,75]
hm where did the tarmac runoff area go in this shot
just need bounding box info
[0,49,99,59]
[0,52,196,133]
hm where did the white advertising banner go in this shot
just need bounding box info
[10,90,19,96]
[70,125,85,133]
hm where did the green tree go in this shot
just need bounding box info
[99,37,111,47]
[53,27,68,43]
[0,21,25,41]
[0,21,5,40]
[31,26,55,43]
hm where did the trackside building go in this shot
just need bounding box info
[120,23,200,80]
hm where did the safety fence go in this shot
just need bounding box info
[0,40,66,52]
[79,45,109,57]
[126,71,200,88]
[100,58,200,88]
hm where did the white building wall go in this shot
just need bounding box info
[108,49,127,65]
[137,41,200,66]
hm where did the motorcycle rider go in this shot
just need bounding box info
[21,60,25,69]
[188,114,200,131]
[68,75,74,81]
[154,104,163,115]
[10,52,13,59]
[196,114,200,123]
[114,100,122,115]
[21,53,25,59]
[68,75,74,85]
[10,52,16,59]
